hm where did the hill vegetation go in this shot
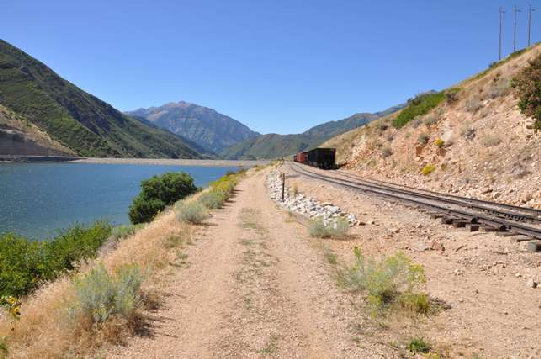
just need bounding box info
[0,40,201,158]
[220,108,404,160]
[127,102,260,154]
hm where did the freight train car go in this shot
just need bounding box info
[306,148,336,169]
[293,151,308,163]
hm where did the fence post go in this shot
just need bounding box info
[281,173,285,201]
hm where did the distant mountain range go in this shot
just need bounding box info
[0,39,202,158]
[0,38,403,160]
[127,102,260,154]
[220,105,405,160]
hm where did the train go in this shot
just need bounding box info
[293,148,336,169]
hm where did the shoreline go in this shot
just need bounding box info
[0,156,270,167]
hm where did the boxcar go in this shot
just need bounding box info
[296,151,308,163]
[307,148,336,169]
[293,154,298,162]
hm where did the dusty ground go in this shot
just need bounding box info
[108,170,394,358]
[284,163,541,358]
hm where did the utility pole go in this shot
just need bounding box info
[499,6,506,61]
[514,5,521,52]
[528,4,536,46]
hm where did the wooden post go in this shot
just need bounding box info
[281,173,285,201]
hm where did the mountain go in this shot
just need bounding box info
[220,107,404,160]
[322,45,541,208]
[0,39,201,158]
[126,102,260,154]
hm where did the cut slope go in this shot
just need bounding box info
[127,102,259,153]
[324,44,541,208]
[0,40,201,158]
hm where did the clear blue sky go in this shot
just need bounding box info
[1,0,537,134]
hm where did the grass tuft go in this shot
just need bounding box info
[407,337,432,354]
[308,217,349,239]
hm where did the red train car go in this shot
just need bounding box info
[296,151,308,163]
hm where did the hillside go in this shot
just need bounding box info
[324,44,541,208]
[0,40,201,158]
[127,102,259,153]
[220,109,402,160]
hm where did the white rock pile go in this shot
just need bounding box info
[266,170,358,226]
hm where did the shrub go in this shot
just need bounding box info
[392,92,445,128]
[128,172,197,224]
[0,222,112,297]
[198,190,227,209]
[110,224,143,241]
[513,53,541,128]
[434,138,445,147]
[341,248,426,315]
[481,134,502,147]
[176,202,210,225]
[407,337,431,354]
[418,133,430,145]
[72,263,142,323]
[308,217,349,239]
[444,88,461,104]
[465,95,482,113]
[421,164,436,175]
[381,146,393,158]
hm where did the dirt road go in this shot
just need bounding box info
[109,171,392,358]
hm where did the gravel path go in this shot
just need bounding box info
[109,171,393,358]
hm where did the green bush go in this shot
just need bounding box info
[72,263,142,323]
[0,222,112,297]
[129,172,197,224]
[176,202,210,225]
[308,217,349,238]
[341,248,426,315]
[513,52,541,129]
[392,92,445,129]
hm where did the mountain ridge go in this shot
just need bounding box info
[126,101,260,154]
[220,105,405,160]
[0,39,202,158]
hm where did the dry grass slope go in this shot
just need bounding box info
[323,44,541,208]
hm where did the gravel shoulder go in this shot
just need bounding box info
[283,163,541,358]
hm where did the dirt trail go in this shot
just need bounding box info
[109,171,392,358]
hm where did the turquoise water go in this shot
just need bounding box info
[0,163,238,240]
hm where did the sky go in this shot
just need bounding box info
[1,0,538,134]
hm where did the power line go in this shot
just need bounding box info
[514,5,521,52]
[500,6,506,60]
[528,4,534,47]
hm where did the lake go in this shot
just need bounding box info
[0,162,239,240]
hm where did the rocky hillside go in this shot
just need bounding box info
[0,39,202,158]
[221,108,403,160]
[127,102,259,154]
[324,44,541,208]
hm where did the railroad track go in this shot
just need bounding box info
[289,162,541,243]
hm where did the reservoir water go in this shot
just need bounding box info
[0,162,238,240]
